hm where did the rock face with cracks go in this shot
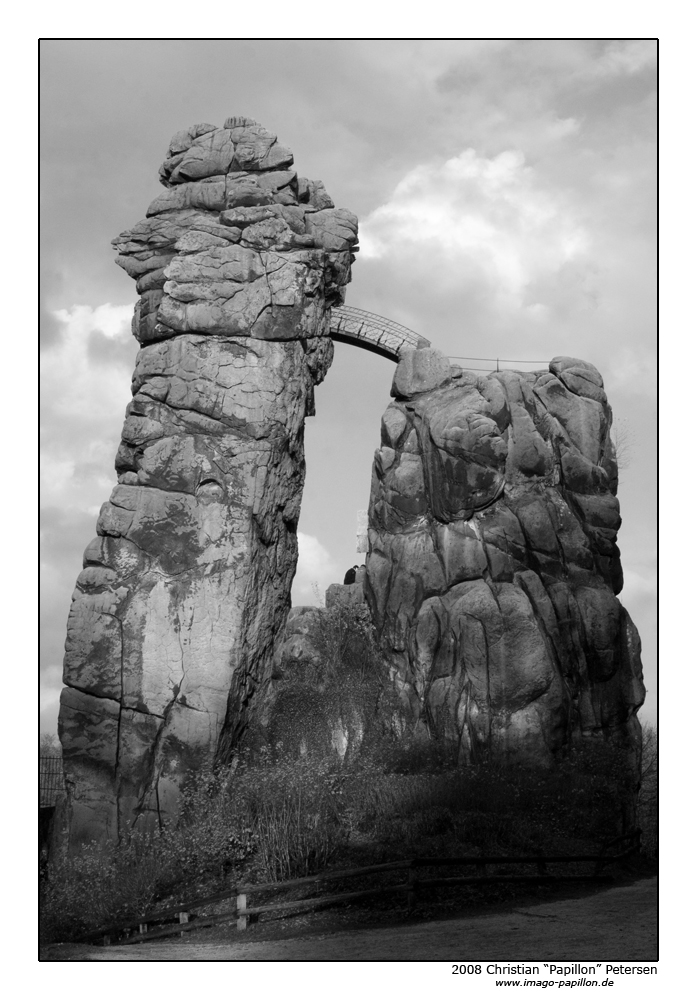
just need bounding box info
[57,118,358,848]
[365,349,645,771]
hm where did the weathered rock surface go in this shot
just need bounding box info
[326,566,367,611]
[366,350,644,768]
[58,119,357,847]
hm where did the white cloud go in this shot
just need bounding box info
[359,148,590,305]
[53,302,134,339]
[40,303,138,739]
[291,532,340,607]
[41,302,137,513]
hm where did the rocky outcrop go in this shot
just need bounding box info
[58,119,358,847]
[365,349,644,769]
[326,566,367,611]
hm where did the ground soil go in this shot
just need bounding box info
[42,867,657,962]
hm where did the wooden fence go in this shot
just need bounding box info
[84,830,641,947]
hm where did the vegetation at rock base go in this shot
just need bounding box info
[40,604,655,944]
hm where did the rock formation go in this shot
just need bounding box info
[56,117,643,849]
[58,119,358,847]
[365,349,645,769]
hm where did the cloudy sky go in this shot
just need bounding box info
[40,39,657,734]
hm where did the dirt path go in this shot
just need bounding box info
[45,876,656,961]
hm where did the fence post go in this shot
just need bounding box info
[178,911,189,937]
[236,893,248,931]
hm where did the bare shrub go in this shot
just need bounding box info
[40,732,62,756]
[231,756,347,881]
[612,417,634,474]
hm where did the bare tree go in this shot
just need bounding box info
[40,732,62,757]
[612,417,634,477]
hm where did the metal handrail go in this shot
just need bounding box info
[330,305,430,360]
[329,307,547,372]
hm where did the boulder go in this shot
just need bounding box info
[366,357,644,770]
[391,347,452,399]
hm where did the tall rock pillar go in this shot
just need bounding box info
[58,118,358,847]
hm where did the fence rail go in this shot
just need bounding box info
[87,830,641,946]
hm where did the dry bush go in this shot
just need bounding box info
[230,756,347,881]
[40,732,62,756]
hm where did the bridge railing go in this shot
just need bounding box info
[449,355,549,373]
[330,307,548,372]
[330,305,430,360]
